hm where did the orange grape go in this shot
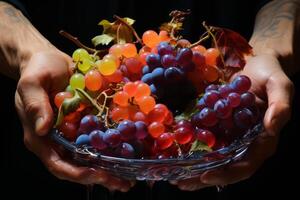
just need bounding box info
[54,92,73,108]
[132,111,148,124]
[158,30,170,42]
[148,122,165,138]
[103,54,120,67]
[85,70,103,91]
[163,111,174,125]
[204,48,220,66]
[192,45,206,54]
[64,112,81,123]
[123,82,138,97]
[202,65,219,82]
[122,43,137,58]
[134,82,151,100]
[110,106,129,122]
[104,69,123,83]
[109,44,124,58]
[139,52,150,66]
[113,91,130,107]
[139,46,152,54]
[148,104,168,123]
[137,96,156,114]
[142,30,160,48]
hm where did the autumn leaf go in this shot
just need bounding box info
[214,28,253,69]
[92,17,135,46]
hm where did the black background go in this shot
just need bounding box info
[1,0,299,199]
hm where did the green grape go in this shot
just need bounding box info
[70,73,85,89]
[72,48,91,62]
[78,58,93,72]
[65,85,75,95]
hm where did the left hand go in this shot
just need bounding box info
[171,54,294,191]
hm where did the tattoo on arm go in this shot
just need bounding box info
[253,0,300,41]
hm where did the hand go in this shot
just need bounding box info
[15,50,134,192]
[171,54,294,191]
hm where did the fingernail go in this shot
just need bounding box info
[35,117,44,134]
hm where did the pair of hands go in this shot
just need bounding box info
[15,49,294,192]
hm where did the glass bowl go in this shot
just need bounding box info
[50,122,263,181]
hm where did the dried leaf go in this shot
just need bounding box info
[92,34,114,46]
[214,28,253,69]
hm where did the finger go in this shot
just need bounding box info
[201,134,278,185]
[264,72,294,136]
[17,77,53,136]
[175,177,211,191]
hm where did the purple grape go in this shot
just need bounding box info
[151,67,165,85]
[150,84,164,99]
[135,121,148,140]
[176,48,193,67]
[233,108,254,129]
[231,75,251,93]
[78,115,102,134]
[103,129,121,148]
[157,42,174,56]
[218,84,233,98]
[116,143,135,158]
[199,107,218,127]
[214,99,232,119]
[141,73,153,85]
[161,54,177,67]
[240,92,255,107]
[90,130,107,150]
[146,53,161,68]
[205,84,219,92]
[196,98,206,111]
[164,67,184,82]
[227,92,241,108]
[117,120,136,141]
[219,117,234,131]
[203,91,220,108]
[142,65,151,75]
[75,134,90,146]
[181,62,195,72]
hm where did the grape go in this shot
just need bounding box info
[59,121,77,141]
[231,75,251,93]
[132,112,148,124]
[218,84,233,98]
[181,62,195,72]
[146,53,161,68]
[174,127,194,144]
[113,91,130,107]
[110,106,129,122]
[117,120,137,141]
[157,42,174,56]
[135,121,148,139]
[163,111,174,126]
[64,111,81,123]
[141,73,153,85]
[78,115,101,134]
[78,58,93,72]
[134,82,151,99]
[116,143,135,158]
[85,70,103,91]
[164,67,184,83]
[72,48,91,62]
[240,92,255,107]
[195,129,216,148]
[192,45,206,54]
[214,99,232,119]
[103,54,120,67]
[192,52,205,67]
[161,54,177,67]
[176,48,193,67]
[176,39,191,48]
[150,84,164,99]
[70,73,85,89]
[203,90,220,108]
[75,134,90,146]
[156,133,174,150]
[174,119,193,130]
[122,43,137,58]
[158,30,170,42]
[201,65,219,82]
[96,58,117,76]
[148,122,165,138]
[65,85,74,94]
[233,108,254,129]
[137,96,156,114]
[151,67,165,85]
[199,107,218,127]
[109,44,124,58]
[103,129,121,148]
[54,92,73,108]
[123,82,138,97]
[142,65,151,75]
[142,30,160,48]
[104,69,123,83]
[125,57,143,73]
[148,104,168,123]
[227,92,241,108]
[205,84,219,92]
[89,130,107,150]
[204,48,220,66]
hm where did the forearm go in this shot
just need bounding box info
[250,0,300,76]
[0,1,56,79]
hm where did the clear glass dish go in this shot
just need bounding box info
[50,122,263,181]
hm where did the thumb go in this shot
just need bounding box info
[17,76,53,136]
[264,72,294,136]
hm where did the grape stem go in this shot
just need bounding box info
[75,88,103,112]
[113,15,143,44]
[188,32,210,48]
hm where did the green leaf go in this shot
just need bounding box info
[92,34,114,46]
[190,140,212,153]
[123,17,135,25]
[98,19,113,31]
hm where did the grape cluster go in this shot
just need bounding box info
[53,19,261,159]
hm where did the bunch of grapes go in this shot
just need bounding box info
[53,13,261,159]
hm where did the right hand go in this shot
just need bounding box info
[15,50,134,192]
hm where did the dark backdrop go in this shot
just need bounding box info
[1,0,299,199]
